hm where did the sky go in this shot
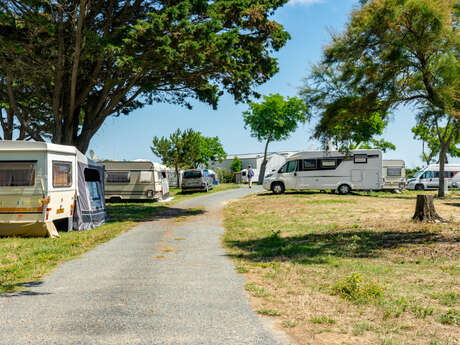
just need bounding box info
[88,0,458,169]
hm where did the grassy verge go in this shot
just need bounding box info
[0,183,241,295]
[223,190,460,345]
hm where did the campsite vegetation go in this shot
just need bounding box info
[243,94,308,184]
[0,184,240,295]
[151,128,226,186]
[300,0,460,198]
[224,190,460,345]
[0,0,290,152]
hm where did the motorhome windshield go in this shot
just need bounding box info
[183,171,202,179]
[0,162,35,186]
[412,170,424,179]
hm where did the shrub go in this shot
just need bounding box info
[439,309,460,325]
[330,272,384,304]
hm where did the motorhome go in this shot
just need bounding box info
[0,141,107,237]
[406,164,460,190]
[102,161,169,202]
[181,169,214,192]
[382,159,406,190]
[263,150,383,194]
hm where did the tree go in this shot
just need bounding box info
[151,129,201,186]
[151,128,226,185]
[0,0,290,152]
[412,120,460,166]
[301,0,459,198]
[243,94,308,184]
[230,157,242,173]
[196,136,226,168]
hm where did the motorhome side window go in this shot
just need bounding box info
[279,161,297,173]
[303,159,316,170]
[354,154,368,164]
[139,171,153,183]
[106,171,130,183]
[0,162,35,186]
[422,171,432,179]
[320,159,337,168]
[53,161,72,187]
[387,168,402,176]
[434,171,455,178]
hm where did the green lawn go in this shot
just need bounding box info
[0,183,241,295]
[223,190,460,345]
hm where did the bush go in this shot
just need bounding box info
[214,167,234,183]
[330,272,384,304]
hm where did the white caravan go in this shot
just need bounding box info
[0,141,107,237]
[263,150,383,194]
[406,164,460,190]
[382,159,406,190]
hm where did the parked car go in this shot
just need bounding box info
[181,169,214,192]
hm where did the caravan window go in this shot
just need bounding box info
[387,168,402,177]
[53,161,72,187]
[139,171,153,183]
[0,161,35,186]
[303,159,317,170]
[106,171,130,183]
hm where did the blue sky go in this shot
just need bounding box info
[88,0,456,169]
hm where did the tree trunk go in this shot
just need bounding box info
[412,195,446,223]
[258,137,271,185]
[175,165,180,187]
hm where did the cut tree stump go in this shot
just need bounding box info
[412,195,447,223]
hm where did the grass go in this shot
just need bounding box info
[223,189,460,345]
[0,183,240,295]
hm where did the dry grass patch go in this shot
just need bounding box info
[223,190,460,345]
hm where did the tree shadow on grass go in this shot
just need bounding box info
[225,230,459,264]
[0,281,51,298]
[106,204,206,223]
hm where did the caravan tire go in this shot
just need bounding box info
[338,184,351,195]
[415,184,424,191]
[271,182,285,195]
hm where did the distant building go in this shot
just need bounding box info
[210,151,298,172]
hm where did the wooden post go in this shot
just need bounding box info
[412,195,446,223]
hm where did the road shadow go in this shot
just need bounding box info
[224,230,459,264]
[107,205,206,223]
[0,281,51,298]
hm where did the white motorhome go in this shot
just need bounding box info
[102,161,169,202]
[0,141,107,237]
[263,150,383,194]
[382,159,406,190]
[406,164,460,190]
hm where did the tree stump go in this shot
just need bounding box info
[412,195,446,223]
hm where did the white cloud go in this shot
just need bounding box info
[288,0,324,6]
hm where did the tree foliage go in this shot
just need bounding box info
[151,128,226,185]
[0,0,290,152]
[243,93,308,183]
[230,157,242,173]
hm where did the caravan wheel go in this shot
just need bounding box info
[338,184,351,195]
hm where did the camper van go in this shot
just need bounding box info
[382,160,406,190]
[0,141,107,237]
[406,164,460,190]
[102,161,169,202]
[181,169,214,192]
[263,150,383,194]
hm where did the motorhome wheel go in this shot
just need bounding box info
[338,184,351,195]
[415,184,424,191]
[271,182,285,195]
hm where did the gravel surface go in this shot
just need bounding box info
[0,186,293,345]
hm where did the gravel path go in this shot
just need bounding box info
[0,186,293,345]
